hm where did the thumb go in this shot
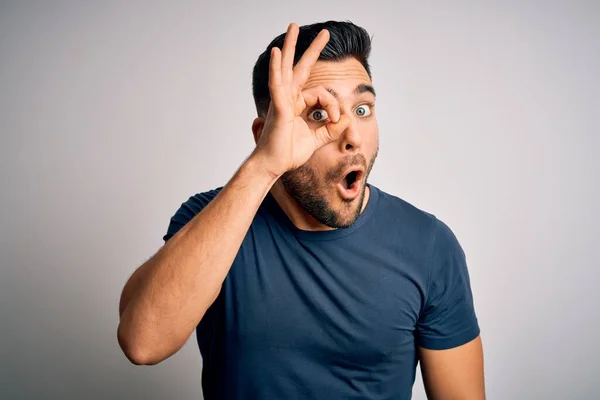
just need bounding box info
[313,114,351,147]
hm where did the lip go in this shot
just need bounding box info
[336,167,365,200]
[340,166,365,179]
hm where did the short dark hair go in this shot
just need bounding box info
[252,20,373,117]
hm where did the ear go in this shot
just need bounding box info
[251,117,265,145]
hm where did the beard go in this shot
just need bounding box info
[280,148,378,229]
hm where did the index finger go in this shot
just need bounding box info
[292,29,330,87]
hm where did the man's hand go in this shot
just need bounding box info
[252,23,351,179]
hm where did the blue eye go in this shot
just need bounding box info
[308,108,329,122]
[356,103,373,117]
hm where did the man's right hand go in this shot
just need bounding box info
[252,23,351,179]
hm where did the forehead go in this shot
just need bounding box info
[303,58,373,98]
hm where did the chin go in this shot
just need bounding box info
[324,186,366,228]
[281,166,368,230]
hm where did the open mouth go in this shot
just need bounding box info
[337,168,364,199]
[341,170,362,189]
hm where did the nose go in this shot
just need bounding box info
[338,115,362,153]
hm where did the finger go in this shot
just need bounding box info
[292,29,330,87]
[269,46,282,87]
[301,86,340,123]
[313,114,351,148]
[268,46,284,106]
[280,23,298,84]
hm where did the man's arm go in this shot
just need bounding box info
[117,23,346,367]
[117,155,278,366]
[419,335,485,400]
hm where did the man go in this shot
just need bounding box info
[117,20,485,399]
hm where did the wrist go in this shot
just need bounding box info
[244,152,283,185]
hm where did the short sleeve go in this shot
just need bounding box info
[416,218,480,350]
[162,187,223,242]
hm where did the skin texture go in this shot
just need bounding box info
[253,57,379,230]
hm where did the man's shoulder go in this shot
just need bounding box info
[162,186,224,242]
[373,184,437,230]
[374,185,464,256]
[180,186,224,213]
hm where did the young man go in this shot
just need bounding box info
[118,20,485,400]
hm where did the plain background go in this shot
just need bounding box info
[1,1,598,399]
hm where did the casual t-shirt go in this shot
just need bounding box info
[162,183,480,400]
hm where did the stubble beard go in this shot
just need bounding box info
[280,150,378,229]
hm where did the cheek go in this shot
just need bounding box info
[364,128,379,163]
[307,146,334,166]
[363,126,379,149]
[292,160,323,182]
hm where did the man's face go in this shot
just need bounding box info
[281,57,379,229]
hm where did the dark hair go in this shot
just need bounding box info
[252,20,373,117]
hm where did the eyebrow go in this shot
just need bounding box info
[326,84,376,100]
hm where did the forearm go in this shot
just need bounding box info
[117,153,278,365]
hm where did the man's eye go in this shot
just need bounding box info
[356,104,373,117]
[308,109,329,122]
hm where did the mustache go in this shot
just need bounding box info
[326,154,368,182]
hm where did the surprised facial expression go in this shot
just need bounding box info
[281,57,379,229]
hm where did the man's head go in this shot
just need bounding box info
[252,21,379,229]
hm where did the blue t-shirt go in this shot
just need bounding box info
[163,183,480,400]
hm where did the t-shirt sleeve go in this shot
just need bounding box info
[162,188,222,242]
[416,217,480,350]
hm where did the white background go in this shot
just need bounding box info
[1,1,598,399]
